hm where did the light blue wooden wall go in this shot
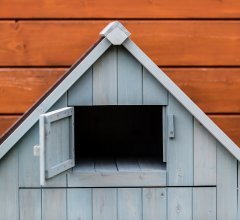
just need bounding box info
[68,46,168,106]
[0,45,239,219]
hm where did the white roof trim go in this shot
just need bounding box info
[123,38,240,160]
[100,21,131,45]
[0,38,111,160]
[100,21,131,37]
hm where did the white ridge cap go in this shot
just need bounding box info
[100,21,131,45]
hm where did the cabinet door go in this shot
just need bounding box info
[39,107,74,185]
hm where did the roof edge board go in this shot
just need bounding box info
[0,38,112,160]
[123,38,240,160]
[100,21,131,45]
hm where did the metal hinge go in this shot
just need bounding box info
[168,114,175,139]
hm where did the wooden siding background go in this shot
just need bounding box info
[0,1,239,146]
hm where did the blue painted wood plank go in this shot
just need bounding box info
[168,187,192,220]
[143,188,166,220]
[93,188,117,220]
[19,189,41,220]
[42,189,66,220]
[143,67,168,105]
[118,188,142,220]
[167,95,194,186]
[0,148,18,220]
[93,47,117,105]
[193,187,216,220]
[117,46,142,104]
[217,142,238,220]
[68,67,93,106]
[194,119,217,185]
[67,188,92,220]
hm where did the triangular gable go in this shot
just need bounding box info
[0,21,239,160]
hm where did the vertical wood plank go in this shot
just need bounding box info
[93,188,117,220]
[194,119,217,185]
[42,188,66,220]
[93,47,117,105]
[19,94,68,187]
[68,67,93,106]
[142,188,166,220]
[0,148,18,220]
[67,188,92,220]
[168,187,192,220]
[19,123,40,187]
[19,189,41,220]
[193,187,216,220]
[143,67,168,105]
[118,188,142,220]
[167,95,194,186]
[118,46,142,104]
[217,142,238,220]
[45,93,68,186]
[45,117,70,171]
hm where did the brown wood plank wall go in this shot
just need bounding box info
[0,1,239,146]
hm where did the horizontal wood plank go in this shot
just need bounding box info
[1,21,240,66]
[165,68,240,113]
[0,116,20,137]
[0,115,239,146]
[0,68,64,113]
[0,0,240,18]
[210,115,240,147]
[0,68,239,114]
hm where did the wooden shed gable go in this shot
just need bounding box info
[0,21,239,163]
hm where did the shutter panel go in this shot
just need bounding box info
[39,107,74,185]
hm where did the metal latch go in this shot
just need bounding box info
[168,114,175,139]
[33,145,40,156]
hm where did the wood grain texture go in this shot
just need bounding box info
[0,148,18,220]
[118,188,142,220]
[143,67,168,105]
[42,189,67,220]
[210,115,240,147]
[193,187,216,220]
[19,189,41,220]
[0,68,239,114]
[1,0,240,18]
[0,116,19,135]
[0,68,63,113]
[67,188,92,220]
[167,95,194,186]
[165,68,240,114]
[217,143,238,220]
[168,187,192,220]
[118,47,143,104]
[194,119,217,186]
[142,188,167,220]
[93,47,117,105]
[68,67,93,106]
[93,188,117,220]
[1,21,240,66]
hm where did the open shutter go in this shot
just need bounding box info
[39,107,74,185]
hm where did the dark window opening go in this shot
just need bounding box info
[74,106,163,164]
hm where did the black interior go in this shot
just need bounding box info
[74,106,163,162]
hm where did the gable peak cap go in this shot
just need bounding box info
[100,21,131,45]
